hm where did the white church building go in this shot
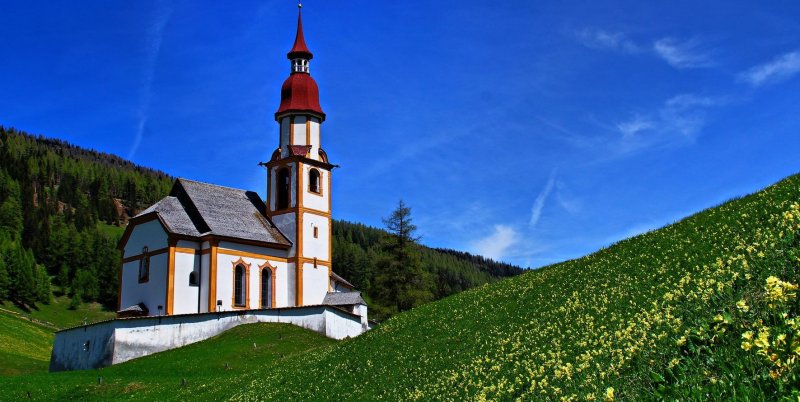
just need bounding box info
[117,6,361,317]
[50,6,370,372]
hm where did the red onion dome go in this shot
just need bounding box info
[275,73,325,121]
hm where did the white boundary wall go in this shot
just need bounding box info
[49,305,368,372]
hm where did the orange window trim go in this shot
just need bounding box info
[231,258,252,310]
[259,261,278,309]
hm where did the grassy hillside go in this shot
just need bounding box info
[1,174,798,400]
[0,299,116,376]
[219,173,800,400]
[0,323,334,401]
[1,295,116,330]
[0,314,53,376]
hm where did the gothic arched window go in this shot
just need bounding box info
[277,168,290,210]
[234,265,246,307]
[138,247,150,283]
[188,271,199,287]
[309,169,321,194]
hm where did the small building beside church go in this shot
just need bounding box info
[116,6,364,318]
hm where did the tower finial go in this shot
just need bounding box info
[298,2,302,9]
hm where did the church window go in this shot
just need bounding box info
[234,265,246,307]
[188,271,199,287]
[138,247,150,283]
[309,169,321,194]
[277,168,290,210]
[260,268,271,308]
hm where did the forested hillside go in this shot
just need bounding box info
[0,126,173,309]
[0,126,522,319]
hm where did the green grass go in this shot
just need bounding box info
[3,174,800,400]
[0,314,53,376]
[222,173,800,401]
[0,323,334,401]
[96,221,125,239]
[1,295,116,330]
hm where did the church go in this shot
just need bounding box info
[116,6,365,319]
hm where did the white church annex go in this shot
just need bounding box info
[49,6,370,372]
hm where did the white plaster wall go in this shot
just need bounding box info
[302,212,330,260]
[282,263,296,307]
[218,242,289,260]
[280,116,290,156]
[302,166,328,212]
[49,322,116,371]
[50,305,369,371]
[268,167,275,211]
[292,116,307,145]
[123,220,168,258]
[303,263,330,305]
[309,119,320,160]
[119,253,168,315]
[200,253,209,313]
[176,240,199,250]
[173,251,200,315]
[272,212,297,256]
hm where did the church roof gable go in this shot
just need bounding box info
[138,196,203,237]
[130,178,291,247]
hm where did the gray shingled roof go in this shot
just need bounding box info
[117,302,148,314]
[139,196,203,237]
[323,291,366,306]
[133,178,291,246]
[330,271,354,288]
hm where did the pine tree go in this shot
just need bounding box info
[374,200,433,315]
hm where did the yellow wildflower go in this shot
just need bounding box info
[605,387,614,402]
[736,299,749,313]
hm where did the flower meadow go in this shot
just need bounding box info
[229,175,800,401]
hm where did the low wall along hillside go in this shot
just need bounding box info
[50,305,368,372]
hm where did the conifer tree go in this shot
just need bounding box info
[374,200,433,314]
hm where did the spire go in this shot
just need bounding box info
[287,3,313,61]
[275,3,325,120]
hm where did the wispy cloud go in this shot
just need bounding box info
[576,29,640,53]
[128,1,172,160]
[653,37,713,69]
[615,93,723,153]
[617,116,654,139]
[469,224,519,261]
[555,181,582,215]
[739,51,800,87]
[530,169,557,227]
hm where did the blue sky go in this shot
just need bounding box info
[2,1,799,268]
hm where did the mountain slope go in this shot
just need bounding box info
[223,174,800,400]
[0,313,53,376]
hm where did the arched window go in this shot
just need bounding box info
[277,168,290,210]
[309,169,321,194]
[234,265,246,307]
[138,247,150,283]
[188,271,199,287]
[260,268,271,308]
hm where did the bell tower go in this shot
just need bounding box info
[265,4,333,307]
